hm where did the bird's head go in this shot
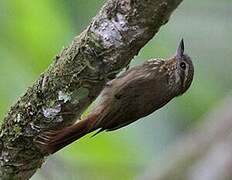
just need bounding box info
[166,39,194,95]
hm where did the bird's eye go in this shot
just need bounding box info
[180,62,186,70]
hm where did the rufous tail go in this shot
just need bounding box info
[34,114,99,154]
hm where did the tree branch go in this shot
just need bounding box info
[0,0,183,179]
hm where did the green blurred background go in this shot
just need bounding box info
[0,0,232,179]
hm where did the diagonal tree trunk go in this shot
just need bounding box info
[0,0,183,179]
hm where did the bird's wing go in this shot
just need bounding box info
[94,69,153,131]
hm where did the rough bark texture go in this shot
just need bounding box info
[139,95,232,180]
[0,0,183,179]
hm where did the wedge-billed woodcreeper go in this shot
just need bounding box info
[35,39,194,154]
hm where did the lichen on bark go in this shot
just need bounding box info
[0,0,183,179]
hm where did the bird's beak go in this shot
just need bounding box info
[176,38,184,59]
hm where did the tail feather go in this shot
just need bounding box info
[35,114,98,154]
[90,128,105,138]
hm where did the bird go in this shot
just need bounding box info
[35,39,194,154]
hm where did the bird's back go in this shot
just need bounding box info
[94,61,174,131]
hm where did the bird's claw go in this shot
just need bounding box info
[34,129,61,146]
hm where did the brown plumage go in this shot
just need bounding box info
[35,39,194,154]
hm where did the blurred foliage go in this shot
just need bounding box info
[0,0,232,179]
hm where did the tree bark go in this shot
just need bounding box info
[139,95,232,180]
[0,0,183,179]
